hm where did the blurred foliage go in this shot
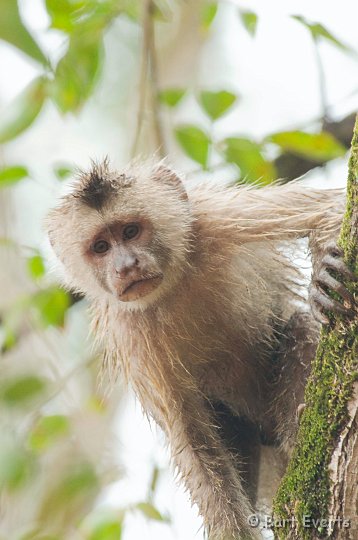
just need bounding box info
[0,0,48,65]
[175,125,211,168]
[0,165,28,186]
[292,15,357,54]
[221,137,276,184]
[0,445,35,490]
[27,254,46,280]
[29,415,70,452]
[238,9,258,37]
[158,88,186,107]
[200,2,218,31]
[199,90,237,120]
[0,77,47,144]
[53,163,74,181]
[0,0,356,539]
[0,0,352,182]
[266,130,346,161]
[0,375,46,407]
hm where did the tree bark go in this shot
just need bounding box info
[273,115,358,539]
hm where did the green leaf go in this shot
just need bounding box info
[201,2,218,30]
[52,34,103,112]
[0,77,47,143]
[0,165,28,187]
[221,137,275,184]
[149,466,160,496]
[159,88,186,108]
[32,287,70,327]
[0,375,46,406]
[0,0,48,65]
[54,163,73,180]
[136,502,168,522]
[267,131,347,161]
[57,463,98,498]
[39,462,98,519]
[88,520,123,540]
[46,0,87,32]
[0,296,30,352]
[292,16,354,53]
[238,10,258,37]
[199,90,237,120]
[0,447,35,490]
[29,415,70,451]
[46,0,120,32]
[1,326,17,351]
[175,125,211,167]
[27,254,46,279]
[121,0,141,21]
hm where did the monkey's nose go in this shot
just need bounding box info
[115,265,135,278]
[114,255,139,277]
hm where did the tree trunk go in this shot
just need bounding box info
[273,115,358,539]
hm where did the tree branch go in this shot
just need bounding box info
[131,0,166,158]
[273,115,358,539]
[147,2,166,158]
[131,0,151,158]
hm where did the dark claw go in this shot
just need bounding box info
[309,296,330,324]
[316,269,355,305]
[321,254,357,282]
[310,287,348,314]
[310,241,357,324]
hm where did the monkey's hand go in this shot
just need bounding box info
[309,241,357,324]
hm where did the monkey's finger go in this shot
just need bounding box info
[321,254,357,282]
[310,287,355,318]
[316,270,355,306]
[310,303,330,325]
[309,292,330,324]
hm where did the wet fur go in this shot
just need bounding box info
[46,160,344,539]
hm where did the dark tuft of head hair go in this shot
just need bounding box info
[76,159,117,210]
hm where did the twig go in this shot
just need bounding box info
[131,0,151,158]
[147,2,167,158]
[313,39,329,122]
[131,0,167,158]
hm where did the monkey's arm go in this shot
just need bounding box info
[132,364,260,540]
[193,183,354,320]
[192,183,344,247]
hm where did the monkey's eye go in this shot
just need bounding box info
[123,223,140,241]
[92,239,110,254]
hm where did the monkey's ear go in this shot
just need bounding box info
[44,207,68,261]
[152,165,188,201]
[46,224,62,262]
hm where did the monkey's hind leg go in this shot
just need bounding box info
[211,401,261,505]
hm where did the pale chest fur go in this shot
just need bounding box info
[93,240,301,417]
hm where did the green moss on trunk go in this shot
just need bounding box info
[273,116,358,540]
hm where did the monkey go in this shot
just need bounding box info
[45,159,356,540]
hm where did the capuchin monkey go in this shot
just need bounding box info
[46,160,356,540]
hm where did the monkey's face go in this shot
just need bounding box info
[85,219,166,302]
[46,161,193,309]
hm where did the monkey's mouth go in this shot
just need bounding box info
[117,274,163,302]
